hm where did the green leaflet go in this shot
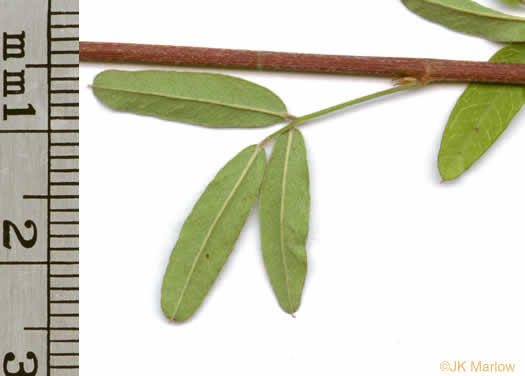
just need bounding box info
[501,0,522,4]
[402,0,525,42]
[161,145,266,322]
[92,70,291,128]
[259,129,310,315]
[439,44,525,181]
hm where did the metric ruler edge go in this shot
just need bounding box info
[1,1,79,375]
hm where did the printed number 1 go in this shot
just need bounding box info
[2,220,37,249]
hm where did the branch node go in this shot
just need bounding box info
[420,62,434,85]
[393,76,418,86]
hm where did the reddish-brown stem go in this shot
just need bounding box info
[80,41,525,85]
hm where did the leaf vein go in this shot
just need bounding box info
[92,84,290,120]
[280,131,294,312]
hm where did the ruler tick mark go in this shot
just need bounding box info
[26,63,49,68]
[0,261,47,266]
[50,116,79,120]
[0,129,49,133]
[50,11,79,15]
[51,313,80,317]
[50,24,79,29]
[51,89,79,94]
[51,50,79,55]
[50,353,79,356]
[51,77,79,81]
[50,182,79,187]
[51,37,79,42]
[25,327,79,331]
[50,102,79,106]
[50,63,79,68]
[50,168,79,173]
[24,194,79,199]
[50,155,79,159]
[51,142,79,146]
[50,274,79,278]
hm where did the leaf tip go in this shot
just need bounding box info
[439,168,460,182]
[161,300,191,323]
[439,166,462,182]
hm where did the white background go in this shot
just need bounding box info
[80,1,525,375]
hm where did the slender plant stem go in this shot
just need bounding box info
[80,42,525,85]
[260,82,419,145]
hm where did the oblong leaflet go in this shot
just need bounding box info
[162,145,266,322]
[92,70,290,127]
[259,129,310,314]
[439,44,525,180]
[402,0,525,42]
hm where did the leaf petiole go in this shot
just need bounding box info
[260,81,420,146]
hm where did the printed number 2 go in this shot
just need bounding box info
[2,352,38,376]
[2,220,37,249]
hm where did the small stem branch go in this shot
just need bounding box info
[80,42,525,85]
[260,82,419,145]
[293,82,419,124]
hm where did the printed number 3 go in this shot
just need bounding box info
[2,352,38,376]
[2,220,37,249]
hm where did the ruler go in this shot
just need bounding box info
[0,1,79,375]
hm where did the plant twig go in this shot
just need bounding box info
[80,41,525,85]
